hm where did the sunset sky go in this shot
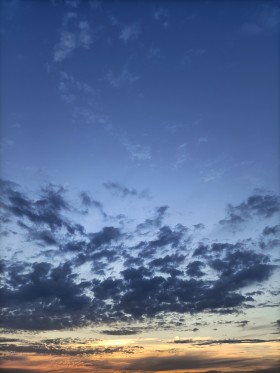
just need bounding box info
[0,1,279,372]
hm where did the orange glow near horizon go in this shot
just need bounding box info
[1,337,279,373]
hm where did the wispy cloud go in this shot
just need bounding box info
[174,144,189,168]
[105,67,140,88]
[58,71,96,103]
[119,22,141,42]
[103,182,150,199]
[65,0,79,8]
[120,137,151,161]
[241,5,280,35]
[53,19,92,63]
[154,7,169,28]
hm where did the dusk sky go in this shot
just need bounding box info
[0,1,280,372]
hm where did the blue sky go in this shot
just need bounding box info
[0,1,279,372]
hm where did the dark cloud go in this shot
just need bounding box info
[174,338,279,345]
[125,353,256,371]
[80,191,107,217]
[0,261,93,330]
[137,224,188,258]
[0,180,278,331]
[100,328,141,335]
[0,179,82,235]
[193,223,205,230]
[103,181,150,199]
[193,243,208,257]
[186,261,205,277]
[0,342,142,356]
[262,225,280,236]
[149,254,185,274]
[220,194,280,228]
[136,205,169,231]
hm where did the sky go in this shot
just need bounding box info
[0,0,280,372]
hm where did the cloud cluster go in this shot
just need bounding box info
[0,179,279,331]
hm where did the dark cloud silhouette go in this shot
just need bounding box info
[174,338,279,345]
[100,328,141,335]
[0,342,142,356]
[0,179,82,235]
[125,353,256,371]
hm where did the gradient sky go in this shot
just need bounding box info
[0,1,280,372]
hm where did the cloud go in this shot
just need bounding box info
[174,144,189,168]
[58,71,96,103]
[54,18,92,62]
[136,206,169,232]
[241,4,280,35]
[80,191,107,217]
[0,341,142,356]
[119,22,141,42]
[0,180,86,236]
[154,7,169,28]
[174,338,279,345]
[125,352,257,371]
[120,137,151,161]
[220,194,280,228]
[100,328,141,335]
[103,182,150,199]
[262,225,280,236]
[0,180,278,331]
[105,67,140,88]
[186,260,206,277]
